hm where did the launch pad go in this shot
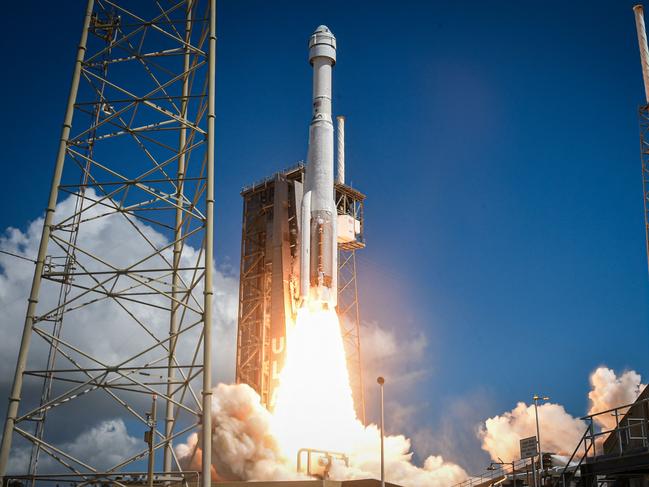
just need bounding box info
[216,481,402,487]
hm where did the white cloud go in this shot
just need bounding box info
[479,401,585,461]
[588,367,644,429]
[478,366,646,463]
[7,418,139,474]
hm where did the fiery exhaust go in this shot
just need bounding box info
[271,305,365,466]
[176,302,468,485]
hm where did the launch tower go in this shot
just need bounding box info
[0,1,216,485]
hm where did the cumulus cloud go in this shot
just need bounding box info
[7,418,139,474]
[479,401,585,461]
[588,367,644,429]
[479,367,646,462]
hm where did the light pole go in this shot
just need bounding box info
[378,376,385,487]
[533,394,549,486]
[487,459,516,487]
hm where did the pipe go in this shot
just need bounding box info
[300,191,312,300]
[0,0,95,477]
[634,5,649,103]
[336,115,345,184]
[377,377,385,487]
[164,0,193,472]
[202,0,216,485]
[147,395,157,487]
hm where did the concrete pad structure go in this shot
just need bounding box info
[215,480,402,487]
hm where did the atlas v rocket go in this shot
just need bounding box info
[300,25,338,308]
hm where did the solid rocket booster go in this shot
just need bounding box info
[300,25,337,308]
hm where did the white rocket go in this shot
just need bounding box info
[300,25,338,309]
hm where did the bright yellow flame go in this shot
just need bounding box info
[271,305,365,464]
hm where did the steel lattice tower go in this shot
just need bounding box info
[0,0,216,484]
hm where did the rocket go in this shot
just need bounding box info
[300,25,338,309]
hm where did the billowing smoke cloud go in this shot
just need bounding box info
[588,368,645,429]
[479,367,645,461]
[176,383,302,481]
[479,401,585,461]
[176,383,467,486]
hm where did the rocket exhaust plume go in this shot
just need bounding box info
[301,25,338,309]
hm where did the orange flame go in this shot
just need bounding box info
[271,306,365,466]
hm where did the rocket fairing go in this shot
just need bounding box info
[300,25,338,308]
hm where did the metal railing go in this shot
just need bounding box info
[551,397,649,487]
[451,458,534,487]
[240,161,305,193]
[2,471,200,487]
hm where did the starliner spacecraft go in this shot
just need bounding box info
[300,25,338,309]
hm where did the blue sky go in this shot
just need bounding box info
[1,0,648,473]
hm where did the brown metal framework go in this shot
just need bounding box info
[236,167,302,408]
[0,0,215,484]
[335,183,366,423]
[235,166,366,422]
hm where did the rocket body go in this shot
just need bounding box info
[300,26,338,308]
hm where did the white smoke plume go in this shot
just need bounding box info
[479,401,585,461]
[479,366,646,461]
[588,367,644,429]
[176,383,467,486]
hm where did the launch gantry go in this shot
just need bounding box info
[0,1,216,485]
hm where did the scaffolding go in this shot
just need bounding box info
[0,1,216,485]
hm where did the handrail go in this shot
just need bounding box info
[579,397,649,421]
[551,422,595,487]
[241,161,305,193]
[450,458,532,487]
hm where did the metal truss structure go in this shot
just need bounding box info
[235,167,366,422]
[236,167,302,409]
[335,184,366,424]
[639,106,649,275]
[0,1,215,485]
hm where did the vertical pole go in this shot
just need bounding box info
[336,115,345,184]
[202,0,216,484]
[511,462,516,487]
[164,0,193,473]
[377,377,385,487]
[0,0,95,477]
[534,398,542,487]
[634,5,649,103]
[148,395,157,487]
